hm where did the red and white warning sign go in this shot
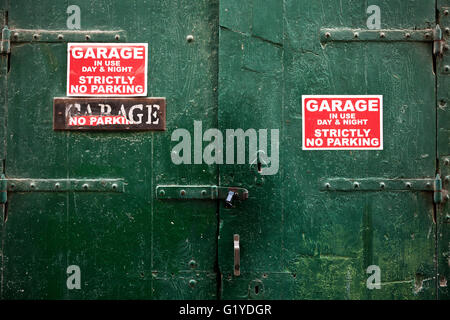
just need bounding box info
[67,43,148,96]
[302,95,383,150]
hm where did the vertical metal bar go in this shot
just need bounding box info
[234,234,240,276]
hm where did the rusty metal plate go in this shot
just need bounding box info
[53,97,166,131]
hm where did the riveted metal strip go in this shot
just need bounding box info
[320,28,435,43]
[156,185,249,200]
[10,29,127,43]
[6,178,125,192]
[320,178,436,191]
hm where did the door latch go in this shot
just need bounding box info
[156,185,249,207]
[234,234,240,276]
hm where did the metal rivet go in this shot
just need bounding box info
[446,28,450,35]
[180,189,186,196]
[445,176,450,183]
[325,32,331,38]
[380,182,385,189]
[115,34,120,40]
[85,35,91,40]
[325,183,331,189]
[444,65,450,72]
[380,32,386,38]
[188,279,197,287]
[30,183,35,189]
[82,184,89,190]
[112,183,118,190]
[55,183,60,189]
[426,182,431,188]
[10,183,15,189]
[405,33,411,38]
[159,189,165,196]
[57,34,64,40]
[33,34,39,40]
[201,190,207,196]
[405,182,412,189]
[353,182,360,189]
[446,194,450,201]
[353,32,359,38]
[13,32,19,39]
[444,158,450,166]
[425,33,431,39]
[186,35,194,42]
[444,9,449,16]
[189,260,197,268]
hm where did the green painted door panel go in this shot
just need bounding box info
[218,0,439,299]
[1,0,218,299]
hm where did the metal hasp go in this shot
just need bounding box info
[321,175,447,204]
[0,176,125,204]
[156,185,249,202]
[234,234,240,277]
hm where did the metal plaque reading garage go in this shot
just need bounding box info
[53,97,166,131]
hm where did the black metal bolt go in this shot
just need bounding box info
[186,35,194,43]
[115,34,120,40]
[85,35,91,40]
[57,34,64,40]
[380,32,386,38]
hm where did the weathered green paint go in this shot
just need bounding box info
[218,0,440,299]
[0,0,449,300]
[1,0,218,299]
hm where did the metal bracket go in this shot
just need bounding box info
[9,28,126,43]
[320,175,447,204]
[0,176,125,204]
[156,185,249,201]
[320,28,435,43]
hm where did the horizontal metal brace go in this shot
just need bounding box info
[9,29,127,43]
[320,178,437,192]
[156,185,249,200]
[6,178,125,192]
[320,28,435,43]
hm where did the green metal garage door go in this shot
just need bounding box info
[0,0,449,300]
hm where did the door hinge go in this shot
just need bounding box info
[0,175,125,204]
[434,174,449,204]
[1,25,10,54]
[433,24,445,57]
[320,175,447,204]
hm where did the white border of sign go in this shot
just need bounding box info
[67,42,148,97]
[302,95,383,150]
